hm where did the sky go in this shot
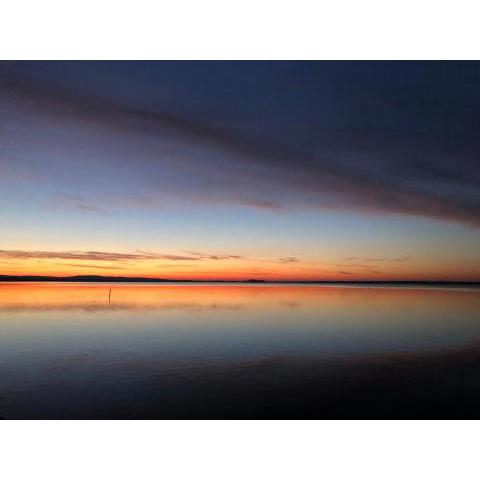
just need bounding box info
[1,61,480,281]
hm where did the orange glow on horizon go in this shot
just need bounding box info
[0,265,480,281]
[1,256,480,282]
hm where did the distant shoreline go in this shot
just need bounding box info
[0,275,479,286]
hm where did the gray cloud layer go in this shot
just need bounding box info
[2,62,480,226]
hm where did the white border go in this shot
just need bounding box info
[1,420,479,479]
[1,0,479,59]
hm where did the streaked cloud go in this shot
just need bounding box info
[52,194,106,214]
[2,62,480,226]
[277,257,299,263]
[0,249,195,262]
[341,256,410,264]
[184,251,243,260]
[337,264,371,269]
[0,249,245,262]
[363,256,410,263]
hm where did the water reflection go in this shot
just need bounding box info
[1,282,480,419]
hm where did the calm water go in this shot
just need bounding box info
[1,282,480,419]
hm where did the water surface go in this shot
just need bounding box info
[1,282,480,419]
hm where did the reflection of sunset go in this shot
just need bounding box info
[1,282,479,318]
[2,282,480,420]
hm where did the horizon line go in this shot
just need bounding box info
[1,274,479,285]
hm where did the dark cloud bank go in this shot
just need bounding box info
[1,61,480,225]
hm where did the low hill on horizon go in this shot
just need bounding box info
[0,275,479,285]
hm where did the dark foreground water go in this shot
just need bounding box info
[1,282,480,419]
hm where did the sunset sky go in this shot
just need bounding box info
[1,61,480,281]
